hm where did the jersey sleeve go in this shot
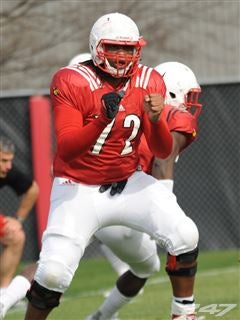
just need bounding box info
[166,106,199,148]
[50,67,90,113]
[146,68,166,97]
[142,69,173,159]
[138,134,154,174]
[50,68,112,162]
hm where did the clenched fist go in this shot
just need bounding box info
[143,93,165,123]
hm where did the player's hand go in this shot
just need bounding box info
[99,179,128,196]
[101,91,124,120]
[144,93,164,123]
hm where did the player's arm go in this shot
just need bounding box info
[151,131,188,180]
[15,180,39,222]
[54,105,112,162]
[143,108,172,159]
[51,69,113,162]
[152,107,198,180]
[142,71,173,159]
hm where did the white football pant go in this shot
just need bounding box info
[35,171,198,292]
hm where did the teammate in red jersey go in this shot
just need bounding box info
[24,13,199,320]
[86,62,202,320]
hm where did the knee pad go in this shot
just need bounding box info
[166,247,199,277]
[26,280,62,310]
[170,217,199,255]
[129,253,160,279]
[35,259,73,292]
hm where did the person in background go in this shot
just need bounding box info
[0,136,39,316]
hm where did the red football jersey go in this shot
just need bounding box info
[139,104,199,174]
[50,63,171,184]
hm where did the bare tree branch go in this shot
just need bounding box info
[1,1,239,90]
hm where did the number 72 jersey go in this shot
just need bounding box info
[50,63,166,185]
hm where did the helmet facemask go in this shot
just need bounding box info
[185,88,202,118]
[95,39,144,78]
[168,88,202,118]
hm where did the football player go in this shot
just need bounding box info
[86,62,202,320]
[24,13,199,320]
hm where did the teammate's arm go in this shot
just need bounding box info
[151,131,189,180]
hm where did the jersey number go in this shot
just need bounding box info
[91,115,140,155]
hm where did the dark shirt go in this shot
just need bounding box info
[0,167,33,196]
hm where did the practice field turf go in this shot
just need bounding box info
[5,249,239,320]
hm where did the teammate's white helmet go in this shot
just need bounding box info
[68,53,91,66]
[155,62,202,116]
[89,12,146,78]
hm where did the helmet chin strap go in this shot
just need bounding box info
[105,59,132,77]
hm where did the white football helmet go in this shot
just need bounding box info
[68,53,91,66]
[89,12,146,78]
[155,62,202,117]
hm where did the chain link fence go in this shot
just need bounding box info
[0,83,239,261]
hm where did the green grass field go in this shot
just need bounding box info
[5,249,239,320]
